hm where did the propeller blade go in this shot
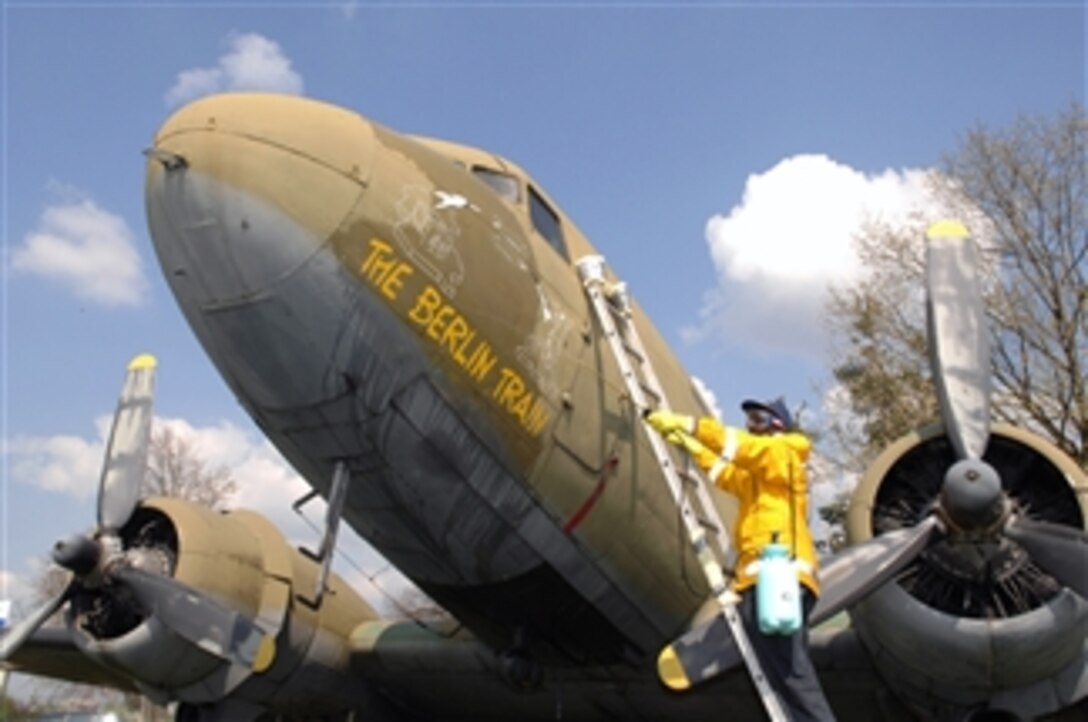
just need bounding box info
[0,585,72,662]
[658,610,743,691]
[97,354,157,533]
[114,567,275,672]
[925,220,991,460]
[1004,516,1088,598]
[810,515,942,626]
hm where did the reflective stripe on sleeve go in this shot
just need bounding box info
[708,457,729,481]
[708,428,739,481]
[723,427,738,461]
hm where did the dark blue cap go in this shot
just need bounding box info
[741,397,793,430]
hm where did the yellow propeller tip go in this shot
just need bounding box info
[128,354,158,371]
[926,219,969,239]
[657,645,691,691]
[253,635,276,673]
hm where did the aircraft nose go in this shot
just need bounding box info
[145,93,375,307]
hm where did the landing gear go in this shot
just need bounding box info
[500,649,543,691]
[499,628,544,691]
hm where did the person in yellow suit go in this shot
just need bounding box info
[646,397,836,722]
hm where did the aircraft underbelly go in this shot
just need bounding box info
[227,262,662,657]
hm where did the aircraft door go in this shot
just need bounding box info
[513,181,639,565]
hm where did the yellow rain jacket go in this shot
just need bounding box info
[688,418,820,597]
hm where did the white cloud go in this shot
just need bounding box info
[12,196,148,307]
[0,570,31,612]
[164,67,222,107]
[165,33,304,108]
[818,382,869,456]
[4,418,110,499]
[686,154,937,358]
[691,376,723,420]
[4,416,309,517]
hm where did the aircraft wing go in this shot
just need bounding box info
[349,614,1087,722]
[349,617,888,722]
[6,611,881,720]
[4,627,136,691]
[0,615,896,720]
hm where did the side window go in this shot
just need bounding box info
[472,166,520,204]
[529,186,567,260]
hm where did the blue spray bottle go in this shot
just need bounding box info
[756,532,802,635]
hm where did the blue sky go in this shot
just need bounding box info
[1,2,1084,615]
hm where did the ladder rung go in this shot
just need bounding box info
[696,515,721,534]
[678,469,702,487]
[606,302,631,321]
[622,342,645,363]
[639,384,662,403]
[611,317,633,332]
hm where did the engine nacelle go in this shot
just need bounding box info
[846,424,1088,721]
[66,497,394,720]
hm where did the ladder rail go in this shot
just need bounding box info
[577,255,789,722]
[581,271,735,571]
[613,304,738,563]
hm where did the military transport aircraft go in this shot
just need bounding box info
[2,93,1086,722]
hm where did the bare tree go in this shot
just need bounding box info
[945,103,1086,465]
[28,568,69,613]
[823,208,940,470]
[825,103,1086,469]
[144,425,238,510]
[816,492,850,554]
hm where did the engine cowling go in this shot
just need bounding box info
[65,496,395,720]
[846,423,1088,721]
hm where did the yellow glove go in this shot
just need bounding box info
[663,430,700,453]
[644,409,696,436]
[664,430,718,470]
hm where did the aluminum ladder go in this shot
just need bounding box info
[576,255,789,722]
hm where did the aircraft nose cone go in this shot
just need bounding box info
[145,93,375,307]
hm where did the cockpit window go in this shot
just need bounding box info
[472,166,520,203]
[529,186,567,260]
